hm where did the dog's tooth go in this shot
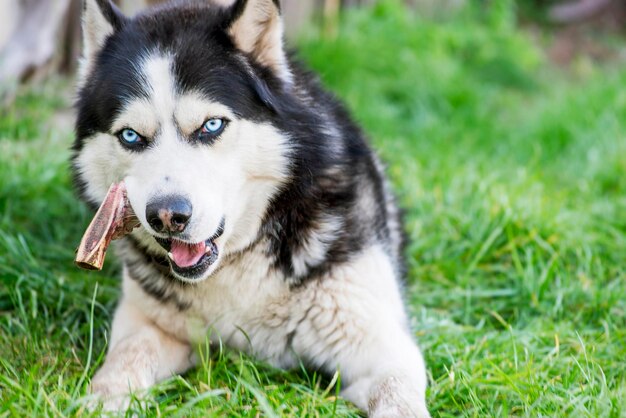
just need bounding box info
[167,252,174,261]
[205,246,212,254]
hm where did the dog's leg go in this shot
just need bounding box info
[338,328,430,418]
[292,246,430,418]
[90,299,193,410]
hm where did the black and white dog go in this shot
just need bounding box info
[72,0,429,416]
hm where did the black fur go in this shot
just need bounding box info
[72,0,404,301]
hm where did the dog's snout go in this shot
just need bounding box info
[146,195,193,234]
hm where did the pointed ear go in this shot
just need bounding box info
[79,0,125,81]
[226,0,292,84]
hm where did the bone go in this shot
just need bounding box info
[75,181,140,271]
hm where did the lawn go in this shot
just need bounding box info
[1,1,626,416]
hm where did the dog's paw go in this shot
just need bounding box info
[369,403,430,418]
[367,376,431,418]
[99,395,132,413]
[82,391,131,415]
[89,371,135,413]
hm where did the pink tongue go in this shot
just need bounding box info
[170,240,206,268]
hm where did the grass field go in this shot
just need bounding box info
[1,1,626,416]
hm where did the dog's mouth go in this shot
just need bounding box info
[154,218,225,280]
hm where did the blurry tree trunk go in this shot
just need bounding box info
[548,0,626,26]
[550,0,611,23]
[0,0,77,83]
[0,0,149,104]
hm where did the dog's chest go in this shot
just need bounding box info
[124,241,297,363]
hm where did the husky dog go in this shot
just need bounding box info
[72,0,429,416]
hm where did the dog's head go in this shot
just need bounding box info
[73,0,293,282]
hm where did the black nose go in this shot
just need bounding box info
[146,195,193,234]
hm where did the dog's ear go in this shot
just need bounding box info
[80,0,125,81]
[225,0,292,84]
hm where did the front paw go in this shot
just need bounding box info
[89,369,134,412]
[368,377,431,418]
[369,403,430,418]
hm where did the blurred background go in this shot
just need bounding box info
[0,0,625,93]
[1,0,626,416]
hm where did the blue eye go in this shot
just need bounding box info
[119,128,142,145]
[201,118,226,135]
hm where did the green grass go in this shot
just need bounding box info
[1,1,626,416]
